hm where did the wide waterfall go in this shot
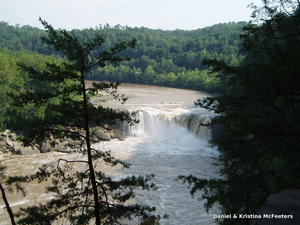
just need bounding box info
[121,106,214,141]
[1,84,219,225]
[108,105,219,225]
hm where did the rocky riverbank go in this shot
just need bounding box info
[0,127,123,155]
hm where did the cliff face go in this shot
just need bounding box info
[252,189,300,225]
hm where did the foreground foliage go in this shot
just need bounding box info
[181,1,300,224]
[5,19,157,225]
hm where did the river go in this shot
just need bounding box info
[0,83,219,225]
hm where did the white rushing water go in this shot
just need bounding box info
[0,84,219,225]
[95,105,219,225]
[124,106,213,140]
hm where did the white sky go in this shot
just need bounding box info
[1,0,262,30]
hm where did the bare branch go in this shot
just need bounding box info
[82,178,91,214]
[97,181,109,208]
[44,128,86,138]
[52,204,95,218]
[280,0,293,15]
[57,158,89,164]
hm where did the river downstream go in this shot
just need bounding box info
[1,83,219,225]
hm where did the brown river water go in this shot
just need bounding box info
[0,83,219,225]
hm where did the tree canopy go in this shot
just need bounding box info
[180,1,300,225]
[0,21,246,92]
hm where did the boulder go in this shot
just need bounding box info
[6,139,15,147]
[92,130,111,141]
[58,141,69,148]
[13,142,38,155]
[0,140,6,148]
[110,129,120,139]
[67,139,82,147]
[90,135,100,143]
[40,142,52,153]
[1,129,10,137]
[9,133,17,141]
[252,189,300,225]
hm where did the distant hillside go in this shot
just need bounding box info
[0,21,247,92]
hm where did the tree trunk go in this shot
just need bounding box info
[0,182,16,225]
[81,58,101,225]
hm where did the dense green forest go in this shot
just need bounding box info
[0,21,246,92]
[0,49,63,131]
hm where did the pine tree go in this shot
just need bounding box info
[7,18,157,225]
[180,1,300,225]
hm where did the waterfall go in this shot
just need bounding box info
[120,107,214,140]
[110,106,218,225]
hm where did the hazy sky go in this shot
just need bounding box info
[1,0,262,30]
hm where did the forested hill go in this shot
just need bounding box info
[0,21,246,92]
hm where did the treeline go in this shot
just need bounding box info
[0,49,63,130]
[90,66,220,91]
[0,21,246,92]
